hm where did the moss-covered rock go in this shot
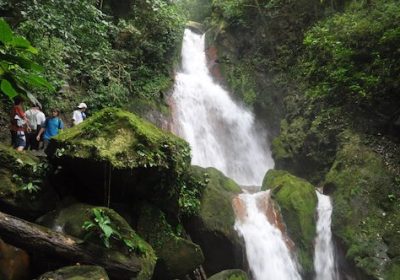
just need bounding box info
[136,203,204,279]
[208,269,249,280]
[184,166,244,275]
[0,144,58,219]
[262,169,317,275]
[37,203,156,280]
[0,144,39,176]
[38,265,109,280]
[325,132,400,279]
[46,108,191,211]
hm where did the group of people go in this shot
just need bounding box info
[10,96,88,152]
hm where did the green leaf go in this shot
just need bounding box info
[17,73,54,90]
[0,54,43,71]
[11,36,31,49]
[0,19,13,44]
[100,224,113,239]
[1,79,18,98]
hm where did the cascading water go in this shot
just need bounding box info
[234,191,302,280]
[171,29,274,186]
[314,191,338,280]
[171,28,302,279]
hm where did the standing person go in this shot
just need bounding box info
[9,96,29,151]
[25,103,46,150]
[72,102,87,126]
[36,109,64,150]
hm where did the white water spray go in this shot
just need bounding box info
[171,29,274,186]
[235,192,302,280]
[171,29,302,279]
[314,191,338,280]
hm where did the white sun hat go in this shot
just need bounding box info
[77,102,87,109]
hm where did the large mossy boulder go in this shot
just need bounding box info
[184,166,244,275]
[0,144,58,219]
[46,108,191,210]
[37,203,156,280]
[38,265,109,280]
[136,203,204,279]
[325,132,400,280]
[262,169,317,275]
[208,269,249,280]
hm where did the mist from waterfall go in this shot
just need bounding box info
[314,191,338,280]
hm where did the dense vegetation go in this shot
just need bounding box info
[0,0,185,118]
[206,0,400,278]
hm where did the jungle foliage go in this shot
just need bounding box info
[0,0,185,112]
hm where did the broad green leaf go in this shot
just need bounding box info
[11,36,31,49]
[1,79,18,98]
[100,224,114,239]
[0,19,12,44]
[17,73,54,90]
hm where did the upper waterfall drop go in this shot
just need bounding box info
[171,29,274,186]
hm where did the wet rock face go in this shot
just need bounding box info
[262,169,317,276]
[46,108,191,209]
[184,166,245,275]
[0,239,30,280]
[38,265,109,280]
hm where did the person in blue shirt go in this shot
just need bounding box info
[36,108,64,150]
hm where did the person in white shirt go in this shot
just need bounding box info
[72,102,87,126]
[25,103,46,150]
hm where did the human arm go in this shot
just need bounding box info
[36,127,45,141]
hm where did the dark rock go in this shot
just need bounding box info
[46,108,191,213]
[37,203,156,280]
[38,265,109,280]
[184,166,245,275]
[136,203,204,279]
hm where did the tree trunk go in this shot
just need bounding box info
[0,211,141,279]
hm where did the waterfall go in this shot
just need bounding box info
[234,191,302,280]
[171,28,302,280]
[171,29,274,186]
[314,191,338,280]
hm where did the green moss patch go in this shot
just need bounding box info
[50,108,190,171]
[262,169,317,274]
